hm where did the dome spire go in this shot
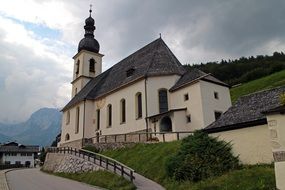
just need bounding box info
[77,6,100,53]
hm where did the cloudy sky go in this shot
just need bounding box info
[0,0,284,123]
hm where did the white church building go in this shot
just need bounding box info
[59,10,232,148]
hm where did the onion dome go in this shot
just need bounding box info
[78,8,100,53]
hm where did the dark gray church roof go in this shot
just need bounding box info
[62,38,227,111]
[204,86,285,133]
[169,69,229,91]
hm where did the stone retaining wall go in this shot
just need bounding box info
[84,142,136,152]
[43,153,101,173]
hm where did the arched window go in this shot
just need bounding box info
[75,107,80,134]
[136,92,142,119]
[89,58,95,72]
[76,60,80,74]
[66,111,70,125]
[107,104,112,127]
[159,89,168,113]
[120,99,126,123]
[65,133,70,141]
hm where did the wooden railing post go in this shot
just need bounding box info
[99,156,102,166]
[105,136,107,143]
[163,133,165,142]
[115,135,117,142]
[106,159,109,169]
[124,134,127,142]
[121,165,124,176]
[176,132,180,140]
[138,134,141,142]
[130,170,134,182]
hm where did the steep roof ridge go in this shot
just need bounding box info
[160,39,186,74]
[110,38,161,69]
[144,38,162,76]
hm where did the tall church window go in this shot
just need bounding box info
[89,58,95,72]
[136,92,142,119]
[159,89,168,113]
[75,107,80,133]
[65,133,70,141]
[120,99,126,123]
[66,111,70,125]
[76,60,80,74]
[107,104,112,127]
[96,109,100,130]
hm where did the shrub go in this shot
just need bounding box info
[165,131,239,182]
[83,145,100,153]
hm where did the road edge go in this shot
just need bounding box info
[0,169,12,190]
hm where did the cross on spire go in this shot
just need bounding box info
[89,4,92,16]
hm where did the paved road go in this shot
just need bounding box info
[6,168,101,190]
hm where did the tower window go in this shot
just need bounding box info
[214,92,219,99]
[89,58,95,72]
[214,111,222,120]
[184,93,189,101]
[65,133,70,141]
[66,111,70,125]
[75,107,80,133]
[159,89,168,113]
[186,115,191,123]
[126,68,135,77]
[107,104,112,127]
[96,109,100,130]
[76,60,80,74]
[136,92,142,119]
[120,99,126,123]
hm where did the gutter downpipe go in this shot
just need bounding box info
[144,77,149,140]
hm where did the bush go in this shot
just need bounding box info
[83,145,100,153]
[165,131,239,182]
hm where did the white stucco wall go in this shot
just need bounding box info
[146,75,180,116]
[98,79,146,135]
[61,102,85,144]
[200,80,232,127]
[210,125,273,164]
[169,82,204,131]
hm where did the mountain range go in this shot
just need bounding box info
[0,108,62,147]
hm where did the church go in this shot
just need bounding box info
[59,10,232,148]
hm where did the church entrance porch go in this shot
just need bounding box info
[147,108,192,141]
[160,116,172,132]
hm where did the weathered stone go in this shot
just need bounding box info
[43,153,102,173]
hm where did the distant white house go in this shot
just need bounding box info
[0,142,39,167]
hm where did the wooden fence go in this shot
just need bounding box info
[47,147,135,182]
[90,131,194,144]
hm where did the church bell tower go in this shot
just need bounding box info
[71,7,104,98]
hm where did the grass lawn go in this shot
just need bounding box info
[46,170,136,190]
[230,69,285,102]
[100,142,275,190]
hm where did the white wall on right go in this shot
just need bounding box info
[210,125,273,164]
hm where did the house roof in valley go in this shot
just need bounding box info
[0,142,39,153]
[204,86,285,133]
[62,38,227,111]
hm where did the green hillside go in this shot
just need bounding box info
[230,69,285,102]
[99,143,275,190]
